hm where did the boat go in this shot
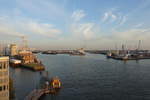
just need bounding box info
[9,59,21,67]
[106,52,112,58]
[21,63,45,71]
[51,77,61,89]
[40,76,61,94]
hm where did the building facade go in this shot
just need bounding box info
[0,57,9,100]
[10,44,18,56]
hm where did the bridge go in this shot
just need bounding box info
[24,89,46,100]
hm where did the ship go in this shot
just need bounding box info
[40,75,61,94]
[17,50,45,71]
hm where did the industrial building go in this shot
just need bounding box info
[10,44,18,56]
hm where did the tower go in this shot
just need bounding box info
[10,44,18,56]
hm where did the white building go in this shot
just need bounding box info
[10,44,18,56]
[0,56,9,100]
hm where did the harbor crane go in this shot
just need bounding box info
[137,40,141,50]
[20,36,29,51]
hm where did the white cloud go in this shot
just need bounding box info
[0,26,23,37]
[134,23,143,28]
[71,10,86,21]
[0,16,61,38]
[119,16,127,25]
[70,10,99,40]
[81,28,150,49]
[102,9,128,26]
[71,23,96,39]
[21,21,61,37]
[102,11,117,22]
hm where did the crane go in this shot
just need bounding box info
[20,35,29,51]
[137,40,141,50]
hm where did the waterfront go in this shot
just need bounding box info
[10,53,150,100]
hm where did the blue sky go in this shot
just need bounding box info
[0,0,150,50]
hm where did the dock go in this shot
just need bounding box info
[24,89,46,100]
[25,76,61,100]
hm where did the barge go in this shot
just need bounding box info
[21,63,45,71]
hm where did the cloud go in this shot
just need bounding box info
[102,9,127,26]
[134,23,143,28]
[71,10,86,21]
[16,0,67,20]
[71,23,96,39]
[96,28,150,49]
[114,28,150,41]
[0,16,24,37]
[21,21,61,37]
[0,16,61,38]
[102,11,117,22]
[70,10,99,40]
[119,16,127,25]
[0,26,23,37]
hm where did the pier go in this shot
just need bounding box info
[24,89,46,100]
[24,76,61,100]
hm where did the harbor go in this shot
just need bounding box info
[1,0,150,100]
[24,74,61,100]
[105,41,150,61]
[10,53,150,100]
[40,48,86,56]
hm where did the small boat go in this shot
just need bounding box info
[51,77,61,89]
[40,76,61,94]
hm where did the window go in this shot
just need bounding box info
[3,85,5,91]
[3,63,6,69]
[0,63,2,69]
[7,85,8,90]
[0,86,2,91]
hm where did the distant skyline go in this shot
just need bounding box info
[0,0,150,50]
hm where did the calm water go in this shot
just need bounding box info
[10,53,150,100]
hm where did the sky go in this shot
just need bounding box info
[0,0,150,50]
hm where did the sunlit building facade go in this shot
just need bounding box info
[10,44,18,56]
[0,57,9,100]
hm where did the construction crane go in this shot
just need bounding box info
[20,36,29,51]
[137,40,141,50]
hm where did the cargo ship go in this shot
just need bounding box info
[10,50,45,71]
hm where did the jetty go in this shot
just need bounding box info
[24,76,61,100]
[24,89,46,100]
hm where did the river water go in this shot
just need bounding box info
[10,53,150,100]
